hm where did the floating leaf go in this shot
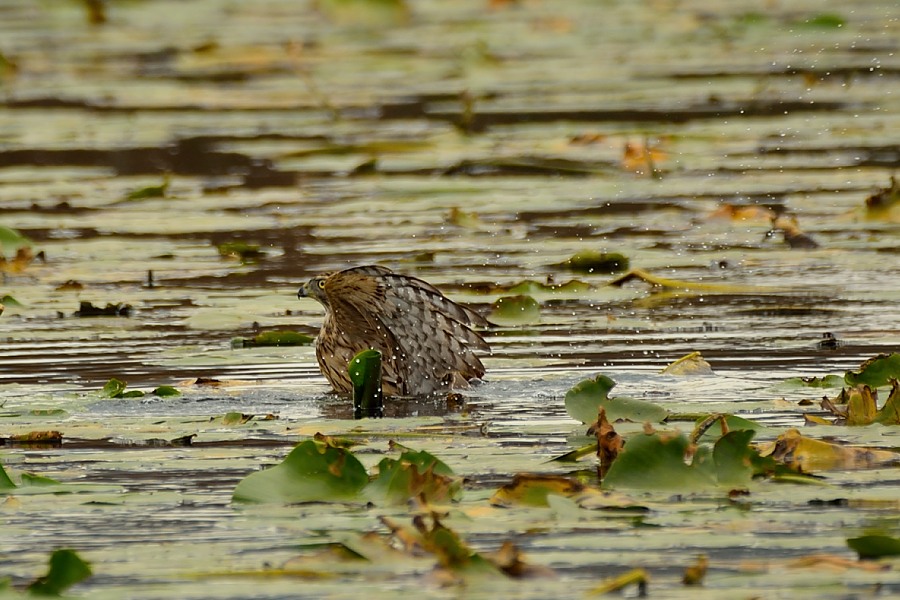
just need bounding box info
[217,241,265,262]
[560,250,629,274]
[232,331,315,348]
[564,374,668,425]
[99,378,127,398]
[490,474,586,507]
[222,412,254,425]
[0,226,31,253]
[513,279,592,295]
[661,351,713,376]
[609,267,770,293]
[783,375,846,388]
[602,431,717,491]
[124,178,169,201]
[847,535,900,559]
[711,430,756,488]
[682,554,709,585]
[1,294,24,307]
[368,448,461,504]
[763,429,899,471]
[795,13,846,28]
[0,462,15,491]
[151,385,181,398]
[588,568,649,596]
[874,380,900,425]
[691,414,765,444]
[232,439,368,503]
[26,549,92,596]
[846,385,877,426]
[845,353,900,388]
[488,295,540,325]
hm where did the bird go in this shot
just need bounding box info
[297,265,491,396]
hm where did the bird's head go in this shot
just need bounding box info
[297,275,330,307]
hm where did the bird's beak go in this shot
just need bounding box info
[297,283,309,299]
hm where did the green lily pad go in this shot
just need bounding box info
[560,250,629,274]
[124,178,169,201]
[232,439,368,504]
[782,375,846,388]
[26,549,92,596]
[232,331,315,348]
[367,448,461,504]
[847,534,900,559]
[602,431,717,491]
[0,226,31,253]
[844,353,900,388]
[874,380,900,425]
[564,374,668,425]
[0,462,15,491]
[99,378,127,398]
[151,385,181,398]
[488,295,540,325]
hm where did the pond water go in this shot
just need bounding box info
[1,0,899,597]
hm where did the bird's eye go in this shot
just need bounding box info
[317,279,326,289]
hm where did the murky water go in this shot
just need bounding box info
[1,0,899,597]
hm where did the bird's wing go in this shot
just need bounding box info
[323,266,490,395]
[322,268,406,392]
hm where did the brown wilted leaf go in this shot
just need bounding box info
[764,428,898,471]
[590,408,622,478]
[490,474,586,507]
[484,541,556,579]
[0,246,34,274]
[622,138,667,175]
[9,431,63,444]
[708,203,777,222]
[682,554,708,585]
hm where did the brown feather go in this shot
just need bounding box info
[300,265,491,396]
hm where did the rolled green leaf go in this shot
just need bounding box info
[350,349,383,418]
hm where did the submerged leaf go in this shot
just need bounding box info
[565,374,668,425]
[232,439,368,503]
[26,549,92,596]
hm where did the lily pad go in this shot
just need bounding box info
[844,353,900,388]
[488,295,540,325]
[602,430,717,491]
[232,439,368,504]
[564,374,668,424]
[26,549,92,596]
[232,331,315,348]
[367,448,461,504]
[559,250,629,274]
[847,534,900,559]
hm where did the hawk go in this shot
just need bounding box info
[297,265,490,396]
